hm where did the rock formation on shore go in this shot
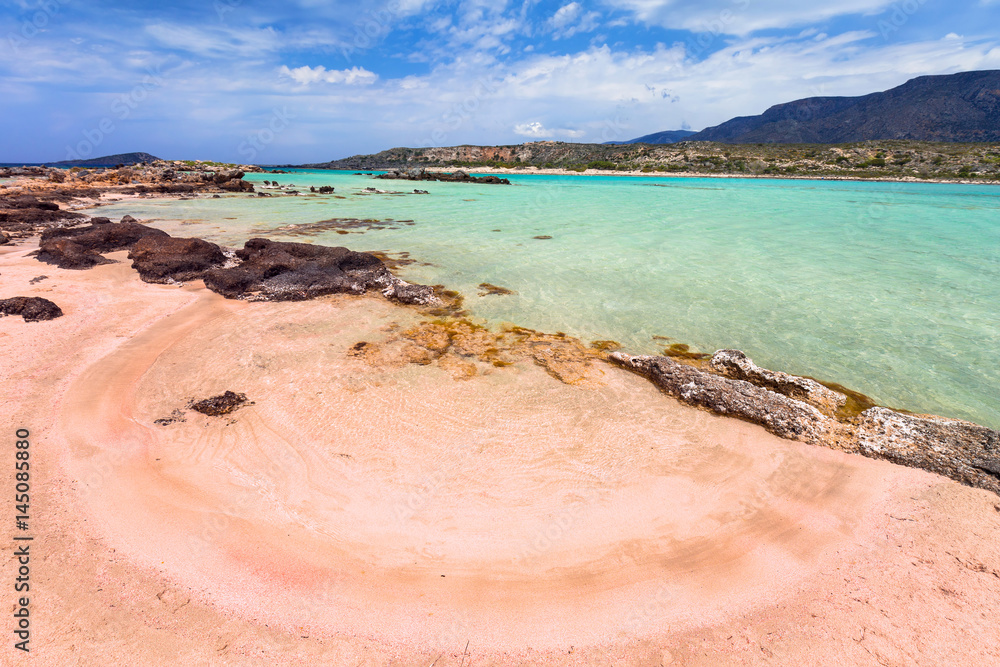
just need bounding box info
[0,163,259,241]
[375,167,510,185]
[31,218,439,307]
[0,195,86,239]
[611,350,1000,496]
[0,296,64,321]
[201,237,438,305]
[37,217,169,269]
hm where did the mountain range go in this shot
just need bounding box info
[683,70,1000,144]
[610,70,1000,145]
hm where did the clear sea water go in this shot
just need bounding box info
[93,170,1000,429]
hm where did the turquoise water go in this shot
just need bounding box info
[94,171,1000,429]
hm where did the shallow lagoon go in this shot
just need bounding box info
[94,171,1000,429]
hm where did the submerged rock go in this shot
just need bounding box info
[610,352,832,443]
[478,282,516,296]
[0,296,64,322]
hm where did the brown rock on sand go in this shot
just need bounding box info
[128,235,228,283]
[0,296,63,321]
[36,217,169,269]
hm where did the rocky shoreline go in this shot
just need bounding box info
[4,170,999,498]
[610,351,1000,496]
[32,217,440,307]
[375,167,510,185]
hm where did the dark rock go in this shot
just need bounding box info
[154,409,187,426]
[188,391,252,416]
[0,232,9,245]
[37,219,169,269]
[34,238,114,269]
[855,408,1000,496]
[0,296,64,322]
[375,169,510,185]
[128,235,227,283]
[317,186,335,194]
[609,352,832,443]
[201,237,439,305]
[7,196,60,211]
[212,169,245,185]
[218,179,254,192]
[0,198,85,234]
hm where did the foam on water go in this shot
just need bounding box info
[93,170,1000,429]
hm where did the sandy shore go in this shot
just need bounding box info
[2,243,1000,665]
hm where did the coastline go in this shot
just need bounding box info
[4,241,1000,664]
[419,164,999,186]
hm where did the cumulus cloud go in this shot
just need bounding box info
[278,65,378,85]
[513,121,585,138]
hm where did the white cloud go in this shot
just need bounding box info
[145,24,282,57]
[278,65,378,85]
[513,121,584,138]
[605,0,899,35]
[548,2,601,39]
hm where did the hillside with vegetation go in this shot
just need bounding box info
[304,140,1000,181]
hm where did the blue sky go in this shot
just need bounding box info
[2,0,999,163]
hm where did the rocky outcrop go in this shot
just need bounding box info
[189,391,252,416]
[0,195,85,237]
[611,349,1000,497]
[24,217,440,308]
[201,238,439,305]
[609,352,833,443]
[36,217,169,269]
[128,235,228,283]
[212,170,255,192]
[710,349,847,416]
[855,408,1000,496]
[375,168,510,185]
[0,296,64,322]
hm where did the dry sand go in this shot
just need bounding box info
[1,244,999,665]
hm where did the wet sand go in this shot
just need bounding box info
[2,244,999,665]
